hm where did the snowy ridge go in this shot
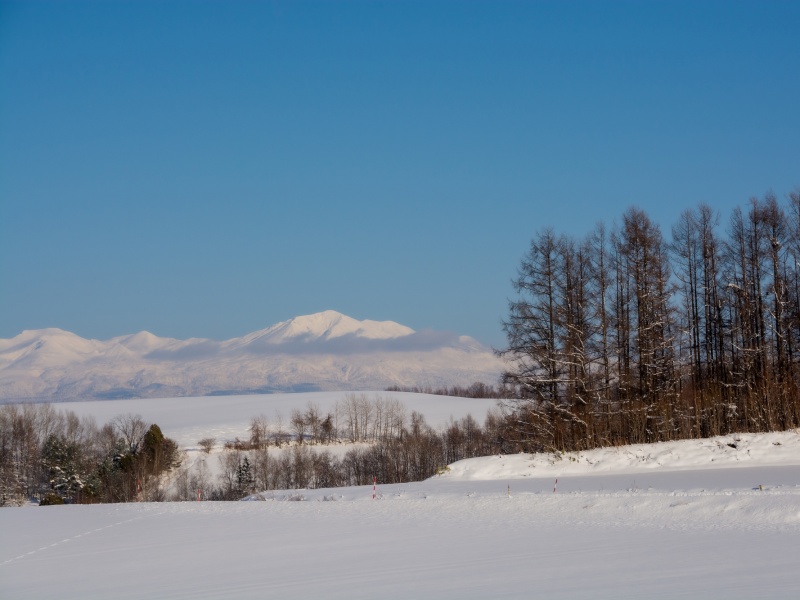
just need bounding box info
[0,312,504,401]
[441,430,800,480]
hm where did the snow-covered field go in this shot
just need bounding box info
[52,390,497,448]
[2,392,799,599]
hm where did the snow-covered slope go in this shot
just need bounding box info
[0,312,504,401]
[51,391,497,449]
[440,429,800,480]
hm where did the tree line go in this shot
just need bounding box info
[1,396,510,504]
[500,191,800,452]
[0,404,180,506]
[386,383,513,399]
[179,407,506,501]
[219,394,411,450]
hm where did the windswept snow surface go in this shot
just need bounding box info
[2,429,800,599]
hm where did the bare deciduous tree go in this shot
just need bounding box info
[197,437,216,454]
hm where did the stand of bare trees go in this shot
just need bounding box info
[386,383,514,399]
[223,395,410,451]
[500,192,800,453]
[0,404,180,506]
[205,408,506,499]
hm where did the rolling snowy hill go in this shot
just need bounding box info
[0,311,505,401]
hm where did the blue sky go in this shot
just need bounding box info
[1,1,798,348]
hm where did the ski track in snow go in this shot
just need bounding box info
[3,482,799,600]
[0,509,167,567]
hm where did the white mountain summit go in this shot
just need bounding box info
[227,310,415,350]
[258,310,415,341]
[0,311,504,401]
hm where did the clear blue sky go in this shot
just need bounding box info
[1,1,798,348]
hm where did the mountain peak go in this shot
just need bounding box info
[285,310,353,337]
[239,311,415,346]
[110,331,170,353]
[285,310,414,340]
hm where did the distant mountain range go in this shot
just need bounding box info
[0,311,505,401]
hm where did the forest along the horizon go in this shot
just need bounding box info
[0,394,504,505]
[500,191,800,452]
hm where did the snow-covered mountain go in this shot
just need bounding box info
[0,311,505,401]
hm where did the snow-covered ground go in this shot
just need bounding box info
[54,390,497,448]
[2,392,799,599]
